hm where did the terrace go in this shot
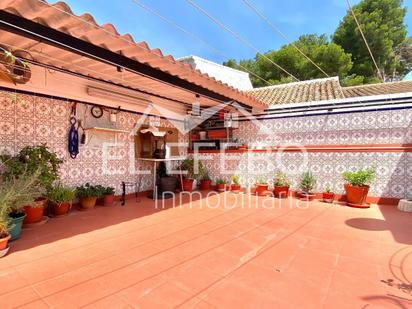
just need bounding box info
[0,0,411,308]
[1,195,411,308]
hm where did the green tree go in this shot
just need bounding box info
[333,0,410,82]
[224,34,353,87]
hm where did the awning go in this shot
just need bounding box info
[0,0,266,111]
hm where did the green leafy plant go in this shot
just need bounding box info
[231,175,240,185]
[47,184,75,204]
[342,167,376,187]
[1,169,42,216]
[104,186,115,195]
[256,176,267,184]
[324,185,333,193]
[75,183,103,198]
[180,158,204,179]
[274,171,289,187]
[1,144,63,192]
[216,178,226,185]
[94,185,115,196]
[300,171,316,193]
[201,171,211,181]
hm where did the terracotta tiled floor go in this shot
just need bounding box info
[1,193,411,308]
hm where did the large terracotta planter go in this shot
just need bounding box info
[23,197,46,224]
[231,184,241,191]
[273,186,289,198]
[80,196,97,209]
[200,180,212,190]
[0,234,10,251]
[344,184,370,207]
[182,179,194,192]
[8,213,26,240]
[255,184,269,196]
[103,194,115,206]
[50,202,71,216]
[216,184,226,192]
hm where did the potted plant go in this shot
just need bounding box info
[322,185,335,203]
[1,145,63,224]
[0,211,11,255]
[199,171,212,190]
[299,171,316,201]
[273,171,290,198]
[102,186,115,206]
[48,184,75,216]
[231,175,241,192]
[215,178,227,192]
[255,176,269,196]
[180,158,195,191]
[76,183,102,210]
[342,167,376,208]
[3,170,41,240]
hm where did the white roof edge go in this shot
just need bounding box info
[177,55,251,77]
[265,91,412,110]
[249,76,340,91]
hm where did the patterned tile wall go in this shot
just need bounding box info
[1,88,411,199]
[209,108,411,199]
[0,89,187,195]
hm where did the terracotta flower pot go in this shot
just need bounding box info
[216,184,226,192]
[23,197,46,224]
[103,194,115,206]
[255,184,269,196]
[344,184,369,207]
[50,202,71,216]
[0,234,10,251]
[80,196,97,209]
[200,180,212,190]
[231,184,241,191]
[182,179,194,192]
[322,192,335,203]
[300,192,315,201]
[273,186,289,198]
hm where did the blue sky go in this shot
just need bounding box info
[64,0,412,64]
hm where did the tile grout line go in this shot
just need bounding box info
[15,194,269,305]
[5,197,234,298]
[78,202,303,307]
[174,204,333,308]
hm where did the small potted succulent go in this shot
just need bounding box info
[322,185,334,203]
[215,178,227,192]
[299,171,316,201]
[102,186,115,206]
[48,184,75,216]
[75,183,102,210]
[273,171,290,198]
[255,176,269,196]
[342,167,375,208]
[199,171,212,190]
[231,175,241,192]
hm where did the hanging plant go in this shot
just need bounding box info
[0,48,32,84]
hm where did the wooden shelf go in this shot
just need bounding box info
[84,127,129,134]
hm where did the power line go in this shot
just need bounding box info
[345,0,384,81]
[131,0,272,86]
[185,0,300,82]
[30,0,242,103]
[241,0,330,78]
